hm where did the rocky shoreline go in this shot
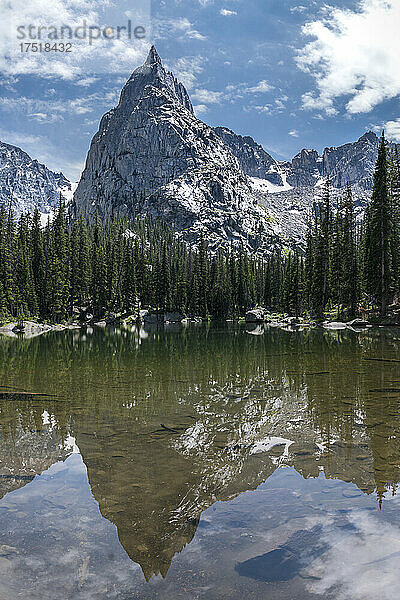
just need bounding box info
[0,307,400,338]
[0,321,82,339]
[0,310,398,340]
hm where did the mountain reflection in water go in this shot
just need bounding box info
[0,323,400,597]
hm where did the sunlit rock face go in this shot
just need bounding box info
[72,47,296,255]
[0,141,71,218]
[213,126,279,182]
[72,47,381,254]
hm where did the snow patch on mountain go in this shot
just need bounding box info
[250,175,293,194]
[0,140,71,218]
[69,46,381,254]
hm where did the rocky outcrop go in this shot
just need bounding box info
[284,149,322,187]
[213,126,281,184]
[71,46,383,254]
[0,321,81,339]
[245,308,265,323]
[143,312,184,324]
[322,132,379,190]
[0,141,71,217]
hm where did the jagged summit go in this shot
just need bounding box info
[359,131,379,143]
[0,140,71,217]
[71,47,381,254]
[123,45,193,114]
[144,44,162,67]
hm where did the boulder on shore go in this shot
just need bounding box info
[323,322,347,330]
[164,312,184,323]
[245,309,265,323]
[143,313,163,325]
[346,319,369,328]
[144,312,184,324]
[246,324,264,336]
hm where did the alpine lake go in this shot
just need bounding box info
[0,322,400,599]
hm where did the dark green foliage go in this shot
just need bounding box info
[362,133,394,316]
[0,139,399,323]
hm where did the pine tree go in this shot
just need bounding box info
[388,145,400,302]
[363,132,393,316]
[310,179,332,318]
[340,184,359,315]
[91,217,107,317]
[50,197,70,321]
[30,208,46,318]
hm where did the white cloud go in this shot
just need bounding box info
[248,80,274,93]
[186,29,207,41]
[306,510,400,600]
[253,105,272,114]
[297,0,400,114]
[192,89,224,104]
[155,17,206,42]
[275,95,288,110]
[0,129,44,148]
[220,9,237,16]
[290,5,307,13]
[289,129,299,137]
[0,90,119,123]
[168,56,206,90]
[194,104,208,116]
[189,78,275,111]
[384,118,400,141]
[0,0,150,79]
[75,76,99,87]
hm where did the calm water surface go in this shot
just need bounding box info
[0,323,400,599]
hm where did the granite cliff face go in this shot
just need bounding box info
[69,47,382,253]
[0,141,71,217]
[321,131,379,190]
[213,126,282,184]
[0,48,383,247]
[275,132,380,190]
[72,46,304,253]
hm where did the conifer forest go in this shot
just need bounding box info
[0,133,399,323]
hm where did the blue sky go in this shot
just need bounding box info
[1,0,399,181]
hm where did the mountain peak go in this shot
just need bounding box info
[123,46,193,114]
[145,45,162,68]
[0,140,71,217]
[358,131,378,143]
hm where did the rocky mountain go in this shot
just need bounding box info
[72,46,301,254]
[0,48,383,249]
[69,47,381,253]
[213,126,281,184]
[277,131,380,191]
[0,141,71,217]
[72,47,381,253]
[220,129,379,219]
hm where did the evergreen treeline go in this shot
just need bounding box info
[0,132,399,323]
[0,202,286,322]
[306,132,400,319]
